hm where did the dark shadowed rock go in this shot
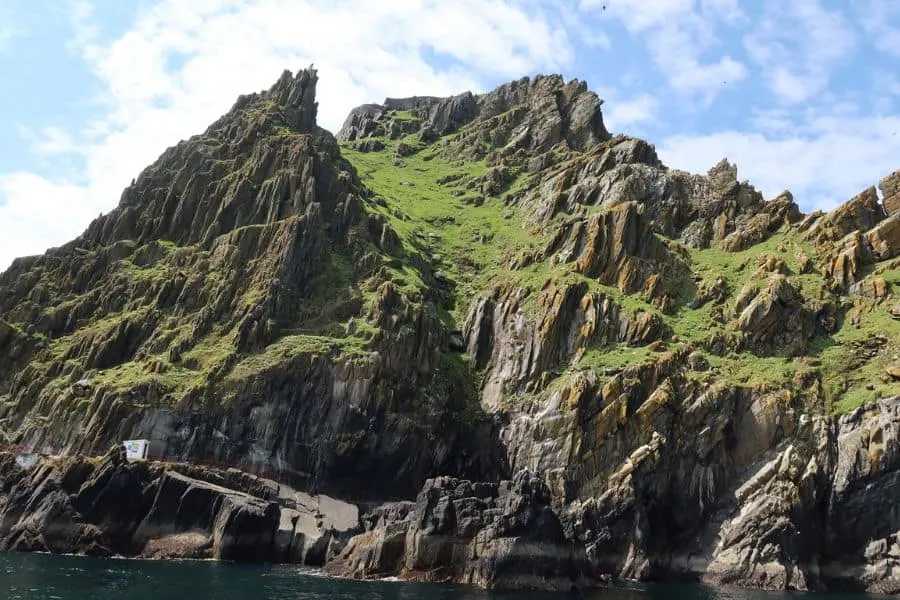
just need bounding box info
[325,470,589,591]
[0,447,280,561]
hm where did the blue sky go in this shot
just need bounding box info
[1,0,899,270]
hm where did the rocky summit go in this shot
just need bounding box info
[0,68,899,594]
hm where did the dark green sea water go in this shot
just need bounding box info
[0,553,884,600]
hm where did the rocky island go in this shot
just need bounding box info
[0,68,899,594]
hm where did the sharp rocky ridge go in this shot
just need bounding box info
[0,68,899,594]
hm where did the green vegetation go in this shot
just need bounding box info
[389,110,418,122]
[341,134,544,324]
[226,333,372,382]
[339,129,900,414]
[812,298,900,413]
[704,353,796,388]
[573,345,656,374]
[91,355,203,394]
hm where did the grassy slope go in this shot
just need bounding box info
[340,115,900,413]
[341,134,542,325]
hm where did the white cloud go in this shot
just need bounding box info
[744,0,857,104]
[0,0,577,271]
[700,0,745,23]
[0,8,22,53]
[582,0,747,102]
[555,2,611,49]
[17,126,79,157]
[658,112,900,212]
[667,54,746,96]
[769,69,816,105]
[858,0,900,57]
[604,93,659,130]
[750,108,795,136]
[581,0,693,32]
[0,174,96,270]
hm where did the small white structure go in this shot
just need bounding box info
[123,439,150,461]
[15,453,39,470]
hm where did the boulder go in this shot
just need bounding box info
[733,276,813,354]
[274,488,360,565]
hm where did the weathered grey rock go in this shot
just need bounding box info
[463,281,669,408]
[386,93,477,136]
[355,139,385,152]
[2,66,900,597]
[0,70,504,502]
[867,213,900,260]
[273,485,360,565]
[806,186,887,247]
[821,397,900,593]
[325,470,589,591]
[337,104,385,141]
[882,169,900,216]
[722,191,802,251]
[337,74,610,157]
[732,275,817,354]
[805,185,898,289]
[0,446,280,561]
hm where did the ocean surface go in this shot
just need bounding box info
[0,552,884,600]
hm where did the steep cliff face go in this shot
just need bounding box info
[0,69,503,501]
[1,69,900,593]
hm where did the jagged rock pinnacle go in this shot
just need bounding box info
[268,67,319,131]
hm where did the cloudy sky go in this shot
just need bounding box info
[1,0,899,270]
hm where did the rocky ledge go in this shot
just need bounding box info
[0,445,359,564]
[0,446,591,590]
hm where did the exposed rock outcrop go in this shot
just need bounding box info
[337,74,610,157]
[807,186,900,289]
[326,470,588,591]
[732,275,818,355]
[275,487,360,565]
[320,396,900,593]
[807,186,887,247]
[880,169,900,216]
[542,202,687,310]
[463,281,669,408]
[0,446,281,561]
